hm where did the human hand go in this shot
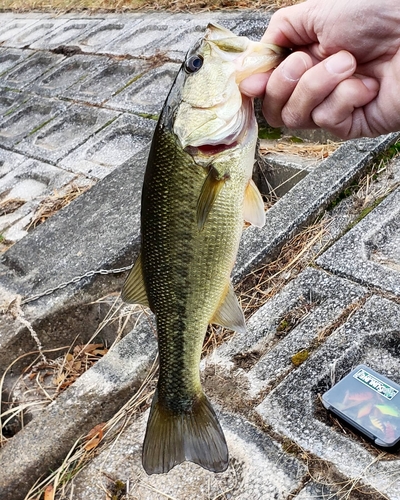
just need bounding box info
[241,0,400,139]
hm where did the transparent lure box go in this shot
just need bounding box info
[322,364,400,448]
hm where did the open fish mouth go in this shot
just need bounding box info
[184,96,256,156]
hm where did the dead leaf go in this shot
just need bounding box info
[44,484,55,500]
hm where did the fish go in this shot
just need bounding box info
[122,23,286,475]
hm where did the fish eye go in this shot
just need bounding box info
[185,55,203,74]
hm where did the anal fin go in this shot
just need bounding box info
[142,390,228,474]
[121,253,150,307]
[211,283,246,333]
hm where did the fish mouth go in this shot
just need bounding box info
[184,96,255,157]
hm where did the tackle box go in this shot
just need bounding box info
[322,364,400,448]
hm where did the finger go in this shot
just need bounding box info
[311,76,380,139]
[263,51,314,127]
[273,50,357,129]
[239,71,272,98]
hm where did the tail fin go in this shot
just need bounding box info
[142,390,229,474]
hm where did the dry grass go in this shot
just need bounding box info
[27,182,93,231]
[260,138,340,160]
[0,0,301,13]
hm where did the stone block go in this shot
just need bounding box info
[3,18,69,48]
[59,114,155,179]
[0,317,158,500]
[98,13,174,57]
[211,268,367,398]
[317,183,400,297]
[62,57,151,105]
[0,48,32,77]
[0,51,65,90]
[68,17,143,54]
[0,90,29,118]
[0,158,78,242]
[0,147,26,177]
[29,18,104,50]
[106,61,180,116]
[15,104,119,163]
[0,97,69,147]
[0,19,38,44]
[66,410,306,500]
[26,53,109,97]
[256,296,400,499]
[233,133,400,282]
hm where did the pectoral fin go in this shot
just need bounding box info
[121,253,150,308]
[243,179,265,228]
[211,283,246,333]
[197,166,228,230]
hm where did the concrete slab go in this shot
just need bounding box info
[68,410,306,500]
[29,18,104,50]
[0,50,65,90]
[0,147,26,177]
[0,97,70,148]
[233,133,400,282]
[59,114,155,179]
[211,268,367,398]
[3,18,69,48]
[0,316,157,500]
[0,90,29,118]
[0,158,78,242]
[62,57,152,105]
[15,104,119,164]
[0,19,39,44]
[0,48,32,77]
[26,53,109,97]
[68,17,143,54]
[98,14,174,57]
[317,183,400,297]
[257,296,400,499]
[106,61,180,116]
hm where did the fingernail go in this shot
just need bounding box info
[280,54,308,82]
[325,51,355,75]
[362,76,379,93]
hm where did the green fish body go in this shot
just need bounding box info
[122,24,285,475]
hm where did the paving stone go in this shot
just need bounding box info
[98,13,175,57]
[0,50,65,90]
[29,18,104,50]
[68,16,143,54]
[317,184,400,297]
[293,482,338,500]
[0,97,70,148]
[212,268,367,398]
[0,158,78,241]
[0,90,29,118]
[59,113,155,179]
[0,147,26,177]
[256,296,400,499]
[26,53,109,97]
[0,47,32,77]
[106,61,180,116]
[0,19,39,44]
[3,18,69,48]
[62,57,152,105]
[15,104,119,164]
[67,410,306,500]
[233,133,400,283]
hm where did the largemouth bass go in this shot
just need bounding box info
[122,23,285,475]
